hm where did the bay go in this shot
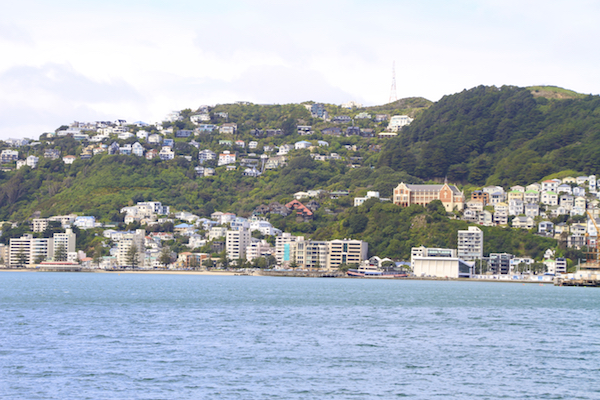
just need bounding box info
[1,272,599,399]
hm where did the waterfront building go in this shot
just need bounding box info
[327,239,368,270]
[117,229,146,268]
[457,226,483,261]
[226,229,251,260]
[488,253,513,275]
[9,235,53,267]
[411,246,471,278]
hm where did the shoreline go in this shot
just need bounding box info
[0,267,555,283]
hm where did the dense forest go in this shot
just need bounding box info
[378,85,600,186]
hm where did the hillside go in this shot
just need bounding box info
[4,86,598,261]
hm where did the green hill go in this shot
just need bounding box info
[378,85,600,186]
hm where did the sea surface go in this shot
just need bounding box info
[1,272,599,399]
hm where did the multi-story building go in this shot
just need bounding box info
[53,228,76,256]
[488,253,514,275]
[226,229,251,260]
[457,226,483,261]
[32,218,49,232]
[327,239,368,270]
[117,229,146,267]
[245,240,274,262]
[293,240,329,268]
[9,235,53,266]
[393,182,465,212]
[276,233,304,266]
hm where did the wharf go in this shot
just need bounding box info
[258,270,345,278]
[554,277,600,287]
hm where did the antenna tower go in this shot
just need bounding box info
[389,61,397,104]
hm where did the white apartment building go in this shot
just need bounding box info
[327,239,368,270]
[276,233,305,265]
[117,229,146,267]
[246,240,274,262]
[226,229,251,260]
[9,235,53,267]
[457,226,483,261]
[53,228,76,255]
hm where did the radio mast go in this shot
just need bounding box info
[389,61,397,104]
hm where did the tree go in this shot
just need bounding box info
[159,247,172,267]
[93,245,103,268]
[16,249,28,268]
[54,244,67,262]
[126,244,139,268]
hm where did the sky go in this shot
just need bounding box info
[1,0,599,140]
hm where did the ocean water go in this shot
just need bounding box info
[1,272,599,399]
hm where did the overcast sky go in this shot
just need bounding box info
[1,0,599,140]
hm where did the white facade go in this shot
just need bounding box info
[457,226,483,261]
[226,229,251,260]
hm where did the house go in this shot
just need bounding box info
[132,142,144,157]
[333,115,351,123]
[265,156,287,169]
[63,155,77,164]
[508,199,524,216]
[159,147,175,160]
[297,126,312,135]
[478,210,493,226]
[277,144,294,155]
[321,127,342,136]
[387,115,413,131]
[355,112,371,119]
[190,113,210,124]
[538,221,554,236]
[541,179,560,193]
[306,103,327,119]
[175,129,193,138]
[198,149,216,164]
[248,141,258,150]
[148,134,162,144]
[295,140,312,150]
[26,155,39,168]
[285,200,313,218]
[145,149,158,159]
[493,202,509,225]
[524,190,540,204]
[541,191,558,206]
[235,140,245,148]
[196,124,218,133]
[354,191,381,207]
[470,190,489,205]
[393,182,465,212]
[136,130,149,140]
[220,123,237,134]
[218,151,236,166]
[44,149,61,160]
[524,203,540,218]
[512,216,535,229]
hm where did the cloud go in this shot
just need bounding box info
[0,63,145,139]
[0,21,34,45]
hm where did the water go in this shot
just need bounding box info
[1,272,599,399]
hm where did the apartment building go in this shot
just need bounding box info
[226,229,251,260]
[457,226,483,261]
